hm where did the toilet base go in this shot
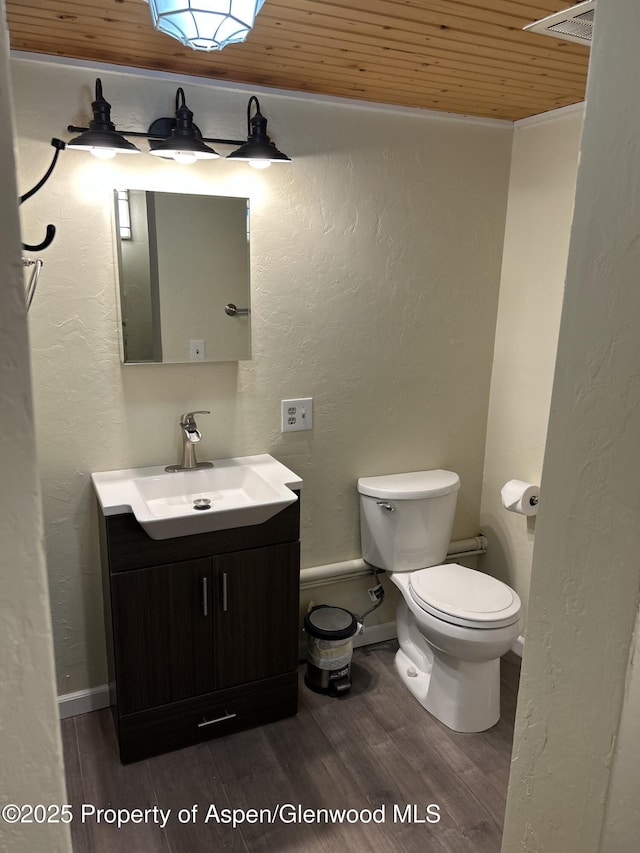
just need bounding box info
[395,642,501,733]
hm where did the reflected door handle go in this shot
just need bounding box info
[225,303,249,316]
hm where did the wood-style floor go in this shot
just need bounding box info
[61,642,520,852]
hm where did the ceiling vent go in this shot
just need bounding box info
[524,1,595,45]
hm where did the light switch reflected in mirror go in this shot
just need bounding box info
[113,190,251,364]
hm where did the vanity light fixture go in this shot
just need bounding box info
[67,79,141,159]
[148,87,219,164]
[227,96,291,168]
[67,78,290,168]
[146,0,266,51]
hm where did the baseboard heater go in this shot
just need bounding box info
[299,535,488,589]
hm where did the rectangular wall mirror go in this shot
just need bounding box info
[113,190,251,364]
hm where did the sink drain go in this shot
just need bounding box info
[193,498,212,511]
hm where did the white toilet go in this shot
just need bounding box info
[358,469,521,733]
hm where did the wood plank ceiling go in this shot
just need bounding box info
[6,1,590,121]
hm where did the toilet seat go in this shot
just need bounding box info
[408,563,521,629]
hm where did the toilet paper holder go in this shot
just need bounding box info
[500,480,540,516]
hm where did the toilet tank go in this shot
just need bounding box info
[357,470,460,572]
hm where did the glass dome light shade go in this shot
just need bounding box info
[147,1,266,51]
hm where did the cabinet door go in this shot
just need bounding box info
[111,558,214,714]
[213,542,300,689]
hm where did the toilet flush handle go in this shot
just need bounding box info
[377,501,396,512]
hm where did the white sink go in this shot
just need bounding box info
[92,454,302,540]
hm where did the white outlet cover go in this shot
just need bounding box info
[281,398,313,432]
[190,339,205,361]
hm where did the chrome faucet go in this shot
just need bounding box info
[165,411,214,472]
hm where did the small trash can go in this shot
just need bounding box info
[304,605,360,696]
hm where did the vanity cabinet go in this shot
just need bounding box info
[99,496,300,763]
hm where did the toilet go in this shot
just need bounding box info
[357,469,521,733]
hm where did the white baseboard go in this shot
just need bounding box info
[60,624,515,717]
[60,625,398,718]
[58,685,110,719]
[511,635,525,657]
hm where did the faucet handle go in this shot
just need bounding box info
[180,410,210,427]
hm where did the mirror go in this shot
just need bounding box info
[113,190,251,364]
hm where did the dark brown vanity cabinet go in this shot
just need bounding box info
[99,497,300,763]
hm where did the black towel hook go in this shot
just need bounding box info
[19,138,66,252]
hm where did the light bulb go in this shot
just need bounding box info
[90,147,117,160]
[173,151,198,165]
[248,159,271,170]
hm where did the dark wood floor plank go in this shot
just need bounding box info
[145,742,248,852]
[63,643,521,853]
[267,682,410,852]
[367,642,517,837]
[301,672,454,851]
[309,645,507,850]
[74,710,170,853]
[360,645,481,774]
[205,723,328,852]
[60,717,92,853]
[364,644,512,832]
[376,645,515,777]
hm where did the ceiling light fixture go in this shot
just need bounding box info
[67,78,290,168]
[227,96,291,168]
[146,0,265,51]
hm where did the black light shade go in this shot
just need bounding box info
[148,88,219,164]
[227,96,291,167]
[67,79,140,158]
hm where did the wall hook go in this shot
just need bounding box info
[19,138,66,252]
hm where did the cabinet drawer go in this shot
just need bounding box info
[117,672,298,763]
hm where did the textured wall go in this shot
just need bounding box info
[598,604,640,851]
[0,7,70,850]
[501,1,640,849]
[12,57,512,695]
[480,107,583,622]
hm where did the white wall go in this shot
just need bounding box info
[502,1,640,849]
[154,193,250,361]
[598,606,640,851]
[12,57,513,695]
[0,5,70,851]
[480,106,583,621]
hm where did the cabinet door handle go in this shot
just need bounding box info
[197,711,237,728]
[222,572,228,612]
[202,576,208,617]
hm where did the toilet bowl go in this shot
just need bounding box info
[357,469,521,733]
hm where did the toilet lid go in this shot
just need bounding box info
[357,469,460,500]
[408,563,521,629]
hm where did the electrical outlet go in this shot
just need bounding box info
[281,398,313,432]
[368,584,384,602]
[189,339,205,361]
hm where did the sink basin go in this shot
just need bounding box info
[92,454,302,539]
